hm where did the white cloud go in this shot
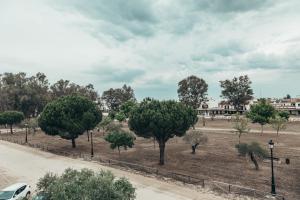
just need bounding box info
[0,0,300,99]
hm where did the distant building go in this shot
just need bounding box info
[197,98,300,116]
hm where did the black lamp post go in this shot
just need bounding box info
[25,123,28,143]
[90,130,94,158]
[268,139,276,196]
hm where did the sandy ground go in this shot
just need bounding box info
[0,140,235,200]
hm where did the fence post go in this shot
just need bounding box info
[202,179,205,188]
[228,184,231,193]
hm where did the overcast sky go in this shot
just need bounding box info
[1,0,300,101]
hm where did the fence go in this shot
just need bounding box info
[0,136,286,200]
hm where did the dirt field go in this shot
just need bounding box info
[0,141,231,200]
[0,119,299,199]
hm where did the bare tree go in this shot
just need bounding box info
[232,114,250,144]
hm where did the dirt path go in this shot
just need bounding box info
[0,141,235,200]
[196,127,300,135]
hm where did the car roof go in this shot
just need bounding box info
[2,183,27,191]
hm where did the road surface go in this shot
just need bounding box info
[0,140,232,200]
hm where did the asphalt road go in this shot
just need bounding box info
[0,140,231,200]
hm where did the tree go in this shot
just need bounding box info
[115,112,126,124]
[270,115,287,143]
[36,168,136,200]
[183,130,208,154]
[105,130,135,156]
[235,142,268,170]
[50,79,98,101]
[247,99,276,135]
[38,95,102,148]
[278,111,289,120]
[232,114,250,144]
[129,98,197,165]
[98,117,113,134]
[101,84,136,112]
[220,75,253,111]
[82,111,101,142]
[0,111,24,134]
[177,75,208,109]
[120,100,137,118]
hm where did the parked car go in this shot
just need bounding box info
[0,183,31,200]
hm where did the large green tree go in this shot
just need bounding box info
[38,95,102,148]
[0,111,24,134]
[36,168,136,200]
[129,98,197,165]
[102,85,136,112]
[119,100,137,118]
[177,75,208,109]
[220,75,253,111]
[247,99,276,134]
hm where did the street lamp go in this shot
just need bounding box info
[25,123,28,143]
[268,139,276,196]
[90,130,94,158]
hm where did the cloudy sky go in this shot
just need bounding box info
[1,0,300,101]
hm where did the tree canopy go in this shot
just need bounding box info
[129,98,197,165]
[177,75,208,109]
[101,84,136,112]
[247,99,276,134]
[220,75,253,110]
[119,100,137,118]
[36,168,136,200]
[0,111,24,134]
[38,95,102,148]
[105,130,135,156]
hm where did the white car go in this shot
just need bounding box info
[0,183,31,200]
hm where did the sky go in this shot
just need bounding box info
[0,0,300,101]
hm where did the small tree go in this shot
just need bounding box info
[270,115,287,143]
[98,117,113,134]
[232,114,250,144]
[247,99,276,135]
[38,95,102,148]
[0,111,24,134]
[129,98,197,165]
[115,112,126,124]
[278,111,289,120]
[105,130,135,156]
[183,130,208,154]
[36,168,136,200]
[235,142,268,170]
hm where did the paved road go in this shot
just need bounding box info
[0,141,231,200]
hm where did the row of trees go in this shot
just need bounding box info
[177,75,253,110]
[0,72,98,118]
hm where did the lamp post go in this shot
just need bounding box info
[25,123,28,143]
[268,139,276,196]
[90,130,94,158]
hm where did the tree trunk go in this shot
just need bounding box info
[71,138,76,148]
[86,130,89,141]
[10,124,13,134]
[249,152,259,170]
[118,146,120,157]
[159,141,166,165]
[238,134,241,145]
[153,137,156,149]
[261,125,264,135]
[276,129,279,144]
[192,143,199,154]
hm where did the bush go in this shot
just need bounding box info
[105,130,135,156]
[36,168,136,200]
